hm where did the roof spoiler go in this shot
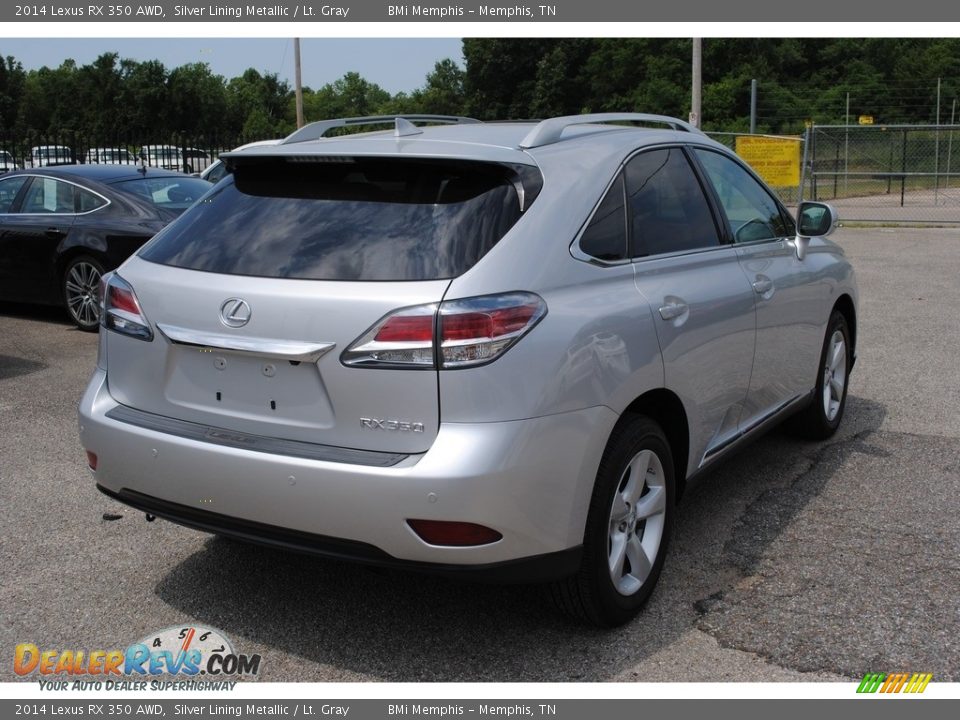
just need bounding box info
[282,115,481,144]
[519,113,704,149]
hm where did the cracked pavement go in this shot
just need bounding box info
[1,228,957,682]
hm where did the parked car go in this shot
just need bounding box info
[0,165,212,330]
[79,114,857,626]
[200,139,282,184]
[86,147,135,165]
[0,150,20,174]
[182,148,213,173]
[139,145,182,171]
[30,145,74,167]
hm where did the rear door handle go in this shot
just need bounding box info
[658,301,689,321]
[45,227,65,238]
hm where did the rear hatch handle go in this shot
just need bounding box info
[157,324,335,363]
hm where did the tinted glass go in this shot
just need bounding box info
[204,162,229,185]
[625,148,720,257]
[77,187,107,212]
[140,159,526,282]
[0,176,28,213]
[20,177,75,213]
[695,149,793,243]
[580,174,627,261]
[111,177,211,211]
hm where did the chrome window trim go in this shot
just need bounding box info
[571,142,731,267]
[0,173,112,217]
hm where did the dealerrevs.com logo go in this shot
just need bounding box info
[15,626,261,690]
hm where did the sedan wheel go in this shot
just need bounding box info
[63,256,104,331]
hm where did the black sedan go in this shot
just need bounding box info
[0,165,211,330]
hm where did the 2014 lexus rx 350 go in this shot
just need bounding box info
[79,114,857,626]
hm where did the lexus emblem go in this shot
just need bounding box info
[219,298,251,328]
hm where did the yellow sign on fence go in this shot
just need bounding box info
[735,136,802,186]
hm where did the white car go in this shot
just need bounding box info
[139,145,182,172]
[30,145,73,167]
[86,147,136,165]
[0,150,20,174]
[201,139,282,184]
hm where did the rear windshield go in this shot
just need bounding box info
[138,158,528,281]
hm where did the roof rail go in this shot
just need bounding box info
[282,115,481,144]
[519,113,704,149]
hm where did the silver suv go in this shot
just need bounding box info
[79,114,857,626]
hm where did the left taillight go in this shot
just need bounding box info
[100,272,153,341]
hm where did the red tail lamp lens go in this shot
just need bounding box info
[442,304,540,341]
[108,285,139,315]
[85,451,98,470]
[373,314,434,342]
[407,519,503,547]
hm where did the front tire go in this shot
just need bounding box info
[788,310,851,440]
[62,255,104,332]
[550,415,674,627]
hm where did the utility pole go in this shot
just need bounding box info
[294,38,304,129]
[690,38,701,129]
[750,79,757,134]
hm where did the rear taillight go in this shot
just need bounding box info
[341,292,546,370]
[101,273,154,341]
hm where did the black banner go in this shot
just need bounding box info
[1,0,956,22]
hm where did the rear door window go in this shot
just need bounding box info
[625,148,721,257]
[140,158,532,281]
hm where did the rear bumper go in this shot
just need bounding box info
[96,484,581,583]
[79,369,616,580]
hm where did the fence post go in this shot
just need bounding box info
[833,138,840,199]
[901,129,907,208]
[797,126,810,206]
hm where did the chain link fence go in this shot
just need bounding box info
[710,126,960,224]
[803,124,960,224]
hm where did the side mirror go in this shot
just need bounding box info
[798,201,838,238]
[794,201,839,260]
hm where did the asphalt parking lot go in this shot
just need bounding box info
[1,228,958,683]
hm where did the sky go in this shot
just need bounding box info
[0,38,465,94]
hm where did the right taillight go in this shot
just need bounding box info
[101,273,154,341]
[341,292,546,370]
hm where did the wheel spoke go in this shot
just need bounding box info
[625,535,652,582]
[634,485,665,520]
[621,450,651,505]
[829,376,844,400]
[829,340,845,372]
[608,532,627,579]
[66,279,83,295]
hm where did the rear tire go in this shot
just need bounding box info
[62,255,104,332]
[550,415,674,627]
[787,310,851,440]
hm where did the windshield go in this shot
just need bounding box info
[110,176,212,212]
